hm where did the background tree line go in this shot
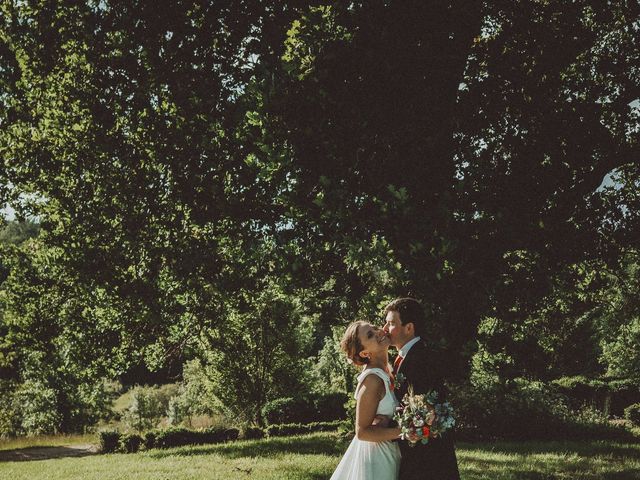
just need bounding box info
[0,0,638,436]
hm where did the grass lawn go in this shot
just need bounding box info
[0,432,638,480]
[0,433,95,451]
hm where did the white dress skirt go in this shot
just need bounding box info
[330,368,401,480]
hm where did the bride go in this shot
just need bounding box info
[330,321,401,480]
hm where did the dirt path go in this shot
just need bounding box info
[0,444,98,462]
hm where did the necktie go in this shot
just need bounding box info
[393,354,403,375]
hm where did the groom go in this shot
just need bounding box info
[382,297,460,480]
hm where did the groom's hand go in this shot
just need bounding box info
[372,415,391,427]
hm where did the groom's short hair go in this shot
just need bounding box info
[384,297,426,337]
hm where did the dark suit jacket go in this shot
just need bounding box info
[394,339,460,480]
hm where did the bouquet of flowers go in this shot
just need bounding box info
[393,386,455,446]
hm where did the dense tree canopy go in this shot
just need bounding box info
[0,1,638,431]
[259,1,640,368]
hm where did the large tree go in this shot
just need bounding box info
[0,0,638,402]
[256,1,640,374]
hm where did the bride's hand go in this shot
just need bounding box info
[372,415,391,427]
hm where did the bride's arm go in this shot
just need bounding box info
[355,376,401,442]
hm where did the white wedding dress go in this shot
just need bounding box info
[330,368,401,480]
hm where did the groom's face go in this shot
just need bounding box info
[383,310,411,348]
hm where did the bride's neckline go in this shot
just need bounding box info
[360,366,392,378]
[363,366,386,372]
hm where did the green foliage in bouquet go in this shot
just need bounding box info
[394,388,456,446]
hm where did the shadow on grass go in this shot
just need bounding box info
[462,467,640,480]
[145,433,349,460]
[459,440,640,480]
[459,439,640,459]
[285,470,334,480]
[140,433,640,480]
[459,452,640,480]
[0,445,97,463]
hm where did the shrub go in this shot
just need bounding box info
[119,433,143,453]
[154,427,197,448]
[143,430,157,450]
[242,426,265,440]
[165,361,223,426]
[122,385,174,431]
[337,420,354,438]
[153,426,238,448]
[14,380,62,436]
[265,420,345,437]
[0,381,21,437]
[342,395,356,433]
[624,403,640,425]
[0,373,116,437]
[452,378,569,440]
[551,376,640,416]
[166,396,188,426]
[313,392,348,421]
[262,393,348,426]
[552,376,609,411]
[99,430,121,453]
[450,378,634,441]
[262,397,314,425]
[223,428,240,441]
[560,406,633,441]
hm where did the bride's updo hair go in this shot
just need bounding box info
[340,320,369,366]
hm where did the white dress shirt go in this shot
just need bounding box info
[398,336,421,359]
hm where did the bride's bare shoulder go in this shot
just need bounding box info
[357,372,385,399]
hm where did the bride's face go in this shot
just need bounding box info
[358,323,390,361]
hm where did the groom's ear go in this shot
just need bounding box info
[405,322,415,336]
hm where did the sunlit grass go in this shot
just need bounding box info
[458,440,640,480]
[1,432,639,480]
[111,387,135,414]
[0,433,96,451]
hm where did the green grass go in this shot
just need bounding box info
[0,433,95,451]
[459,440,640,479]
[111,388,135,414]
[0,432,639,480]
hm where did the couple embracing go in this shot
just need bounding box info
[330,298,460,480]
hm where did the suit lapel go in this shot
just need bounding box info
[399,340,428,398]
[397,338,422,376]
[396,354,406,376]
